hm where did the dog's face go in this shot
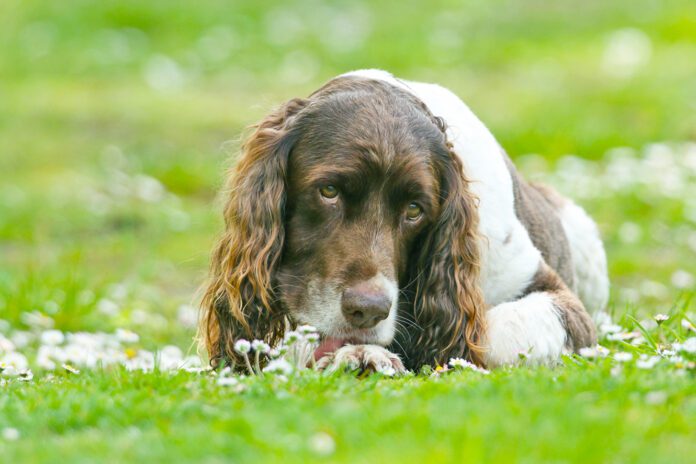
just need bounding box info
[276,89,444,348]
[202,77,486,369]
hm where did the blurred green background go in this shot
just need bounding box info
[1,0,694,349]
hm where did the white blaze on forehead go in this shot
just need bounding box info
[297,273,398,345]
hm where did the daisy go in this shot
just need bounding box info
[599,323,624,336]
[675,337,696,354]
[251,340,270,354]
[217,376,239,387]
[283,331,301,345]
[40,330,64,346]
[654,314,669,324]
[636,355,660,369]
[233,339,251,354]
[62,363,80,374]
[297,325,318,335]
[263,359,294,376]
[578,347,599,359]
[115,328,140,344]
[449,357,490,374]
[2,427,20,441]
[613,352,633,362]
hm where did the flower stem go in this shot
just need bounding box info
[242,353,254,376]
[254,350,264,377]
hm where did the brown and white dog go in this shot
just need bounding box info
[201,69,609,373]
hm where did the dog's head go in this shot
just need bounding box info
[201,77,486,370]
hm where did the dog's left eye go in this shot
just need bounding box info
[405,202,423,221]
[319,185,339,199]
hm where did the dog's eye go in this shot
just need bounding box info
[405,202,423,221]
[319,185,339,199]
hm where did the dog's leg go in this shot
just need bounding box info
[316,344,407,375]
[485,261,596,367]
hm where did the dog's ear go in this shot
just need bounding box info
[200,98,307,368]
[402,139,487,368]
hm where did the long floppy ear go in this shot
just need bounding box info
[400,136,487,369]
[200,98,307,368]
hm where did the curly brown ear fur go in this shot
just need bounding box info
[395,135,487,370]
[200,98,307,368]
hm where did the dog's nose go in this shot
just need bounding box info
[341,279,392,329]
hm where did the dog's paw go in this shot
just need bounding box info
[316,344,406,376]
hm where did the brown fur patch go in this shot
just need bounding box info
[526,263,596,351]
[503,152,575,289]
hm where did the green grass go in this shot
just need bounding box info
[2,360,694,464]
[0,0,695,462]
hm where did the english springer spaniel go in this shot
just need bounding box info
[201,69,609,373]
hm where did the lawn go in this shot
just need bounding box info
[1,0,695,462]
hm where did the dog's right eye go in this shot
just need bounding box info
[319,185,339,199]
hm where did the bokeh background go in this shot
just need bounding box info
[1,0,694,352]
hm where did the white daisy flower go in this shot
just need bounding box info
[645,391,667,405]
[676,337,696,354]
[654,314,669,324]
[10,331,32,349]
[636,355,660,369]
[18,369,33,381]
[596,345,610,357]
[2,427,20,441]
[115,328,140,344]
[607,331,637,342]
[21,311,54,329]
[177,304,199,328]
[263,359,294,375]
[613,352,633,362]
[449,357,490,374]
[40,330,65,346]
[234,339,251,354]
[97,299,120,317]
[297,325,318,335]
[0,335,15,353]
[308,432,335,456]
[1,352,28,375]
[304,333,320,344]
[657,348,676,358]
[599,323,624,336]
[217,376,239,387]
[36,354,56,371]
[251,340,270,354]
[681,319,695,332]
[283,331,301,345]
[579,347,599,359]
[62,363,80,374]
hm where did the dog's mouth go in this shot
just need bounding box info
[313,337,346,360]
[313,328,385,360]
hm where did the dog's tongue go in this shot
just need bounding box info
[314,337,346,360]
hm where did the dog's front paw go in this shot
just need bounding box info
[316,344,406,376]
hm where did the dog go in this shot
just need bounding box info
[201,69,609,373]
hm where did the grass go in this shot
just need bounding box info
[2,359,693,464]
[0,0,695,462]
